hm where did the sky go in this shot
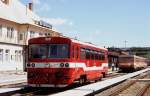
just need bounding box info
[21,0,150,48]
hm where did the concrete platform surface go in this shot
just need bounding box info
[0,88,22,93]
[0,71,27,86]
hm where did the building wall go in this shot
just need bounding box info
[0,43,23,71]
[0,19,19,45]
[0,19,24,71]
[0,0,61,71]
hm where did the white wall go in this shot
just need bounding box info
[0,20,19,44]
[0,44,23,71]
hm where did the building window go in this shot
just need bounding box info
[44,33,51,37]
[39,33,43,36]
[15,50,22,62]
[1,0,9,5]
[5,49,10,61]
[47,33,51,36]
[7,27,14,38]
[19,33,23,40]
[0,49,3,61]
[0,25,2,36]
[18,50,22,62]
[7,27,10,38]
[30,31,35,38]
[45,33,47,36]
[15,50,18,61]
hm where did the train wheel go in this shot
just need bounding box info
[79,75,87,85]
[95,79,99,82]
[102,72,106,78]
[79,78,84,85]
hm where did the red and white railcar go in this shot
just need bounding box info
[119,55,147,71]
[27,37,108,87]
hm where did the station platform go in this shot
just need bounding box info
[51,68,150,96]
[0,70,27,87]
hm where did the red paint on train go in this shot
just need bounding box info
[27,37,108,87]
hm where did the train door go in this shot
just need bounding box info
[72,45,75,60]
[72,45,79,60]
[72,45,80,79]
[72,45,78,61]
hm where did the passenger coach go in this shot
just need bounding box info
[27,37,108,87]
[119,55,147,71]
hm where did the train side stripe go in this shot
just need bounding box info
[27,62,108,71]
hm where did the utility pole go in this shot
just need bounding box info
[124,40,128,48]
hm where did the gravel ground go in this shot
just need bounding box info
[96,71,150,96]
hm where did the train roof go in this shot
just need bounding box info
[29,36,107,51]
[119,55,146,59]
[71,39,107,51]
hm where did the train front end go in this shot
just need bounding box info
[27,37,74,87]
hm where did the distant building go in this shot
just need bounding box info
[0,0,61,71]
[124,47,150,58]
[107,47,130,70]
[108,47,150,58]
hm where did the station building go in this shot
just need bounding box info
[0,0,61,71]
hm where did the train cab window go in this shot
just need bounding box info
[48,44,69,59]
[80,48,86,60]
[49,45,57,56]
[86,49,91,60]
[29,44,47,59]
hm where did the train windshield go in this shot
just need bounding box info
[29,45,47,59]
[48,44,69,59]
[29,44,69,59]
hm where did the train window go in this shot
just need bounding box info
[29,44,47,59]
[48,44,69,58]
[49,45,57,56]
[80,48,86,60]
[72,46,75,58]
[98,51,105,60]
[95,51,99,60]
[76,47,79,59]
[102,54,105,60]
[86,49,91,60]
[91,50,95,60]
[98,52,101,60]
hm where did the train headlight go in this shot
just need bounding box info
[60,63,64,67]
[65,63,69,68]
[27,63,30,67]
[31,63,35,67]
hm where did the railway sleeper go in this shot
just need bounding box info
[136,83,150,96]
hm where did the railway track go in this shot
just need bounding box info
[0,71,124,96]
[96,71,150,96]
